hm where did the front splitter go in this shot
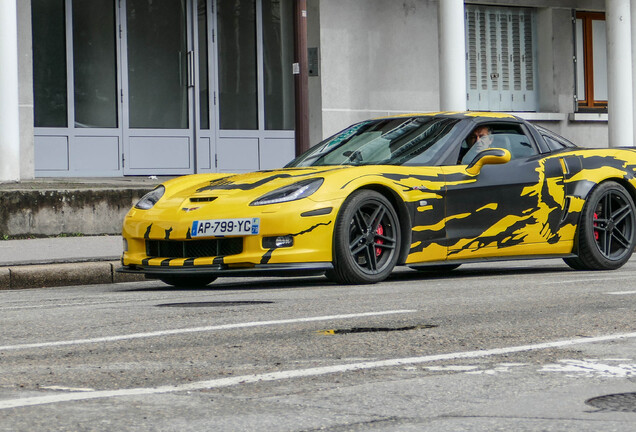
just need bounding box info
[117,262,333,278]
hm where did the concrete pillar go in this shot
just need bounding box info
[0,0,21,181]
[438,0,466,111]
[606,0,633,147]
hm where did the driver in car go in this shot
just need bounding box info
[460,125,493,164]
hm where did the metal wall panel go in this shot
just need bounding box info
[128,136,191,170]
[217,137,259,172]
[260,137,295,169]
[72,136,120,171]
[34,136,69,170]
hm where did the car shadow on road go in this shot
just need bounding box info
[119,262,579,292]
[388,263,576,282]
[119,276,332,292]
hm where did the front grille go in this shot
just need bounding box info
[146,238,243,258]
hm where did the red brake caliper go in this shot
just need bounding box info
[593,212,599,241]
[375,224,384,257]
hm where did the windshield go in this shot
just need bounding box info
[287,117,460,167]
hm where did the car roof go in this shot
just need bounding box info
[375,111,522,122]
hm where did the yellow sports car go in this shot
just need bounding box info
[119,112,636,286]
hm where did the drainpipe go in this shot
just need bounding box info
[294,0,309,155]
[0,0,20,182]
[438,0,467,112]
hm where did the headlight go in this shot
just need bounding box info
[135,186,165,210]
[250,178,324,206]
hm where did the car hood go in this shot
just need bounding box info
[155,167,348,208]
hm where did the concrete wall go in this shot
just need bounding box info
[318,0,440,138]
[0,187,153,237]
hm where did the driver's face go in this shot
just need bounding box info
[469,127,492,145]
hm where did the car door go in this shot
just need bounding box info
[442,122,568,260]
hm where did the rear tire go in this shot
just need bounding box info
[330,190,401,284]
[564,181,636,270]
[159,276,217,287]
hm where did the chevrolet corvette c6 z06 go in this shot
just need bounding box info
[119,112,636,286]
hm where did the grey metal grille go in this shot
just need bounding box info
[146,238,243,258]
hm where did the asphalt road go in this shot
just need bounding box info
[2,258,636,431]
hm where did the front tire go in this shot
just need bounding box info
[330,190,401,284]
[564,181,636,270]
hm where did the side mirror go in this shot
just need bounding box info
[465,148,511,175]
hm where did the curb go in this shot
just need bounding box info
[0,261,145,290]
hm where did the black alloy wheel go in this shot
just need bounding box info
[564,181,636,270]
[329,190,401,284]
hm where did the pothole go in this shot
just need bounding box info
[317,324,437,335]
[586,393,636,413]
[157,301,274,308]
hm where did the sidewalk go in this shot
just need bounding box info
[0,236,144,290]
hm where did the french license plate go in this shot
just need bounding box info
[191,218,260,237]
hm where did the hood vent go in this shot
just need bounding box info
[190,196,217,203]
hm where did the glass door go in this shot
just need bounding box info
[121,0,195,175]
[212,0,297,173]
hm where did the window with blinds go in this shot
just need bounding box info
[465,5,538,111]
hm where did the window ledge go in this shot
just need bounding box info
[505,112,568,122]
[568,112,608,122]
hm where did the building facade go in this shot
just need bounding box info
[1,0,633,181]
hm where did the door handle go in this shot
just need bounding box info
[559,157,569,175]
[187,51,195,88]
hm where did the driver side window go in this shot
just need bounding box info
[458,123,538,164]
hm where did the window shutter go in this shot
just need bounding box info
[465,5,537,111]
[512,13,522,92]
[489,12,498,92]
[479,11,488,92]
[524,10,534,92]
[467,9,478,92]
[501,13,509,92]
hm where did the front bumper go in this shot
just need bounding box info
[122,198,338,268]
[118,262,333,278]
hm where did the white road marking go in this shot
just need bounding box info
[2,331,636,410]
[465,362,528,375]
[541,358,636,378]
[1,299,141,311]
[424,365,479,372]
[0,310,416,351]
[40,386,96,392]
[606,290,636,295]
[0,292,227,311]
[539,275,636,285]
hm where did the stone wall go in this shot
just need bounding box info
[0,187,152,237]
